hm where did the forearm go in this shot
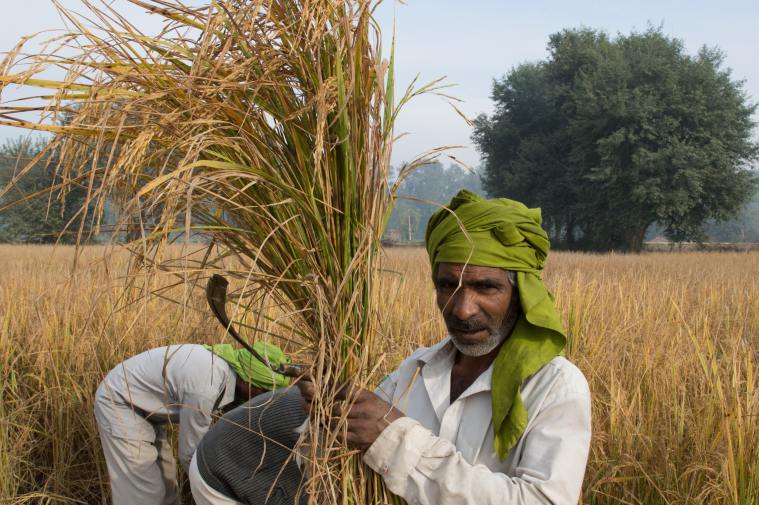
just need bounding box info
[178,398,215,470]
[363,417,582,505]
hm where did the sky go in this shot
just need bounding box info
[1,0,758,168]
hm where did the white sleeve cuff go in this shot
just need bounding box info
[363,416,430,493]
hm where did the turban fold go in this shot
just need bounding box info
[425,189,566,460]
[204,342,291,390]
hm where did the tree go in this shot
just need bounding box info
[473,27,758,251]
[0,138,93,243]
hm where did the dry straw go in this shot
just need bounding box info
[0,0,450,503]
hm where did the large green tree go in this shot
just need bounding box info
[0,138,92,243]
[473,28,758,251]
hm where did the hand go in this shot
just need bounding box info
[296,380,405,451]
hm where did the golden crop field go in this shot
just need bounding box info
[0,245,757,504]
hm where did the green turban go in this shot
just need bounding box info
[204,342,290,390]
[425,189,566,460]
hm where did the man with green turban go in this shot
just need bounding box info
[187,190,591,505]
[301,189,592,504]
[94,341,290,505]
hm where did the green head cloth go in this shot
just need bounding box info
[204,342,290,390]
[425,189,566,460]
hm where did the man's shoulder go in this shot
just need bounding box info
[125,343,210,363]
[157,344,233,384]
[527,356,590,401]
[397,338,450,368]
[380,339,449,389]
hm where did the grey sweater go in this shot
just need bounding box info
[196,387,308,504]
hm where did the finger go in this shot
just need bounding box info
[330,401,345,418]
[333,425,347,445]
[339,418,373,438]
[296,380,315,399]
[328,416,344,431]
[300,398,312,416]
[344,395,387,419]
[283,366,310,380]
[344,430,368,450]
[300,393,315,406]
[334,381,358,401]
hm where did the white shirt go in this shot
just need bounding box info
[365,337,591,505]
[97,344,237,469]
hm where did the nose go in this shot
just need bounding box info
[449,288,479,321]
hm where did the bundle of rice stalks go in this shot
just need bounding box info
[0,0,447,503]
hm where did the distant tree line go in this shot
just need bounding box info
[3,28,758,250]
[0,136,185,245]
[0,138,94,244]
[473,27,758,251]
[385,161,482,243]
[384,157,759,245]
[702,191,759,242]
[4,133,757,247]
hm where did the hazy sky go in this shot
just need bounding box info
[2,0,758,168]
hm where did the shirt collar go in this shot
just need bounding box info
[415,336,456,366]
[417,337,496,421]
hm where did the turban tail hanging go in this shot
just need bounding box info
[425,189,566,460]
[205,342,291,390]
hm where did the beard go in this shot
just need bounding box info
[447,306,520,357]
[450,327,508,357]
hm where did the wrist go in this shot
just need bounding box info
[378,406,405,431]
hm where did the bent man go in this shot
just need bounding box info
[94,342,290,505]
[190,190,592,504]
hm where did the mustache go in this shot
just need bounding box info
[446,316,487,332]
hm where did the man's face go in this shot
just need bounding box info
[435,263,518,357]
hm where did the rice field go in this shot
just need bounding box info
[0,244,757,504]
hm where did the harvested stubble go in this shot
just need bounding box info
[0,245,757,504]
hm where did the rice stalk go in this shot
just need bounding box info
[0,1,448,503]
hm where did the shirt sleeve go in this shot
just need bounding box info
[177,392,219,470]
[373,372,398,403]
[363,390,591,505]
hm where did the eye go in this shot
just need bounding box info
[474,282,501,293]
[435,280,458,292]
